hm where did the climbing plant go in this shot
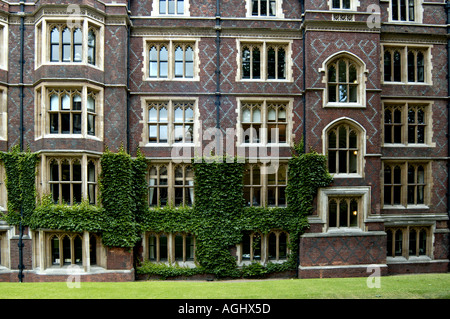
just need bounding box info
[138,148,333,279]
[0,145,38,226]
[99,145,145,248]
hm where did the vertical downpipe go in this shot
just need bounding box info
[301,1,306,154]
[215,0,221,153]
[126,1,131,153]
[446,1,450,269]
[18,0,26,282]
[297,0,306,279]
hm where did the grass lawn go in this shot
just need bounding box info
[0,273,449,299]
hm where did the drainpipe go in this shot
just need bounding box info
[126,1,131,154]
[215,0,221,130]
[18,0,26,283]
[215,0,221,153]
[446,3,450,269]
[446,1,450,222]
[296,0,306,279]
[301,1,306,154]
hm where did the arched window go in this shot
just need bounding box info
[395,229,403,256]
[87,28,96,65]
[148,165,169,207]
[149,45,169,78]
[242,45,261,79]
[327,57,359,104]
[267,46,286,80]
[62,27,72,62]
[242,231,262,261]
[326,122,361,175]
[90,234,97,265]
[50,27,60,62]
[73,28,82,62]
[174,164,194,206]
[268,231,288,261]
[148,102,168,143]
[241,102,262,143]
[174,45,194,78]
[408,50,425,83]
[51,235,60,265]
[49,158,82,205]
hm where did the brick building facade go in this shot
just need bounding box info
[0,0,448,282]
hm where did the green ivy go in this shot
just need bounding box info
[0,142,332,280]
[0,145,38,226]
[29,195,104,233]
[137,150,332,279]
[99,145,146,248]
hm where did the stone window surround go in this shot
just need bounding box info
[34,82,104,141]
[151,0,191,17]
[142,38,200,81]
[382,100,435,148]
[381,160,431,209]
[34,16,104,71]
[387,0,424,24]
[37,153,101,206]
[236,38,293,82]
[245,0,285,19]
[0,86,7,141]
[381,43,433,85]
[385,224,433,260]
[317,186,371,233]
[33,230,105,272]
[147,162,194,208]
[0,230,9,268]
[327,0,361,11]
[142,232,196,266]
[322,117,367,179]
[235,97,294,147]
[319,51,368,109]
[0,20,8,71]
[236,230,290,265]
[139,97,200,147]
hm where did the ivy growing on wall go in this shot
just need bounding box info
[99,146,147,248]
[138,148,333,279]
[0,141,332,279]
[0,145,38,226]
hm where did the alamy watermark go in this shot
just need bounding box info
[66,264,82,289]
[366,264,381,289]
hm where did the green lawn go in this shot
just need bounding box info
[0,273,449,299]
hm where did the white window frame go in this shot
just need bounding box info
[322,117,367,178]
[381,44,432,85]
[317,186,371,233]
[381,161,431,209]
[319,51,368,109]
[328,0,360,11]
[143,232,197,267]
[35,16,104,70]
[236,97,293,147]
[39,154,100,206]
[34,82,104,141]
[151,0,191,17]
[382,100,435,147]
[142,38,200,81]
[236,39,293,82]
[0,18,8,71]
[245,0,285,19]
[0,86,7,141]
[388,0,423,24]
